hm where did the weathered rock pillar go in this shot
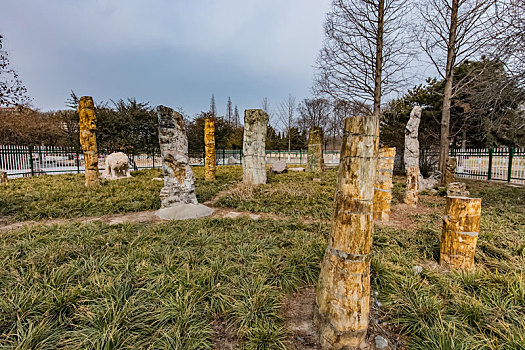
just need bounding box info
[315,115,379,349]
[242,109,268,185]
[404,167,419,207]
[78,96,100,187]
[374,147,396,221]
[403,106,422,206]
[444,157,457,186]
[307,127,324,173]
[157,105,198,207]
[440,196,481,270]
[0,171,7,185]
[204,118,216,181]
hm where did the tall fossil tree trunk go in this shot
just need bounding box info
[440,196,481,270]
[307,126,324,173]
[242,109,268,185]
[315,115,379,349]
[157,105,198,208]
[78,96,100,187]
[204,118,216,181]
[374,146,396,221]
[0,171,7,185]
[444,157,457,186]
[404,106,422,206]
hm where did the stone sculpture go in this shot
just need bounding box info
[242,109,268,185]
[154,105,213,220]
[440,196,481,270]
[101,152,131,180]
[307,127,324,173]
[315,115,379,349]
[78,96,100,187]
[374,147,396,221]
[270,160,287,174]
[403,106,422,206]
[204,118,216,181]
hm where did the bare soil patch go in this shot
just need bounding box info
[282,287,403,350]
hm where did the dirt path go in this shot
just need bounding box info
[0,199,440,233]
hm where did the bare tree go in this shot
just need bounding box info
[315,0,412,117]
[277,94,297,152]
[233,105,240,127]
[298,98,331,133]
[226,96,233,124]
[495,0,525,86]
[0,35,31,107]
[416,0,499,175]
[209,94,217,117]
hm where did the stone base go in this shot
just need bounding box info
[155,203,214,220]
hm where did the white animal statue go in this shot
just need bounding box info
[101,152,131,180]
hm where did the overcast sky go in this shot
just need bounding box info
[1,0,331,119]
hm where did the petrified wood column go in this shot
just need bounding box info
[444,157,457,186]
[403,106,422,206]
[307,126,324,173]
[315,115,379,349]
[157,105,198,208]
[404,167,419,207]
[440,196,481,270]
[0,171,7,185]
[374,147,396,221]
[78,96,100,187]
[242,109,268,185]
[204,118,216,181]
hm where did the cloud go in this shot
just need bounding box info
[0,0,330,117]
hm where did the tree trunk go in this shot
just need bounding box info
[204,118,216,181]
[315,115,379,349]
[374,147,396,221]
[78,96,100,187]
[373,0,385,118]
[440,196,481,270]
[439,0,459,178]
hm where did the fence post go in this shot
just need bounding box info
[152,149,155,169]
[508,147,514,182]
[76,150,80,173]
[28,145,34,176]
[223,149,225,165]
[488,148,493,180]
[300,150,302,164]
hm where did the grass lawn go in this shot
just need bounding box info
[0,166,242,223]
[0,167,524,349]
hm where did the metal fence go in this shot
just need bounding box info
[452,148,525,185]
[1,145,524,185]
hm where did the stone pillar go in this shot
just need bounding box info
[307,127,324,173]
[242,109,268,185]
[444,157,457,186]
[157,105,198,208]
[0,171,7,185]
[374,147,396,221]
[403,106,422,205]
[315,115,379,349]
[440,196,481,270]
[78,96,100,187]
[404,167,419,207]
[204,118,216,181]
